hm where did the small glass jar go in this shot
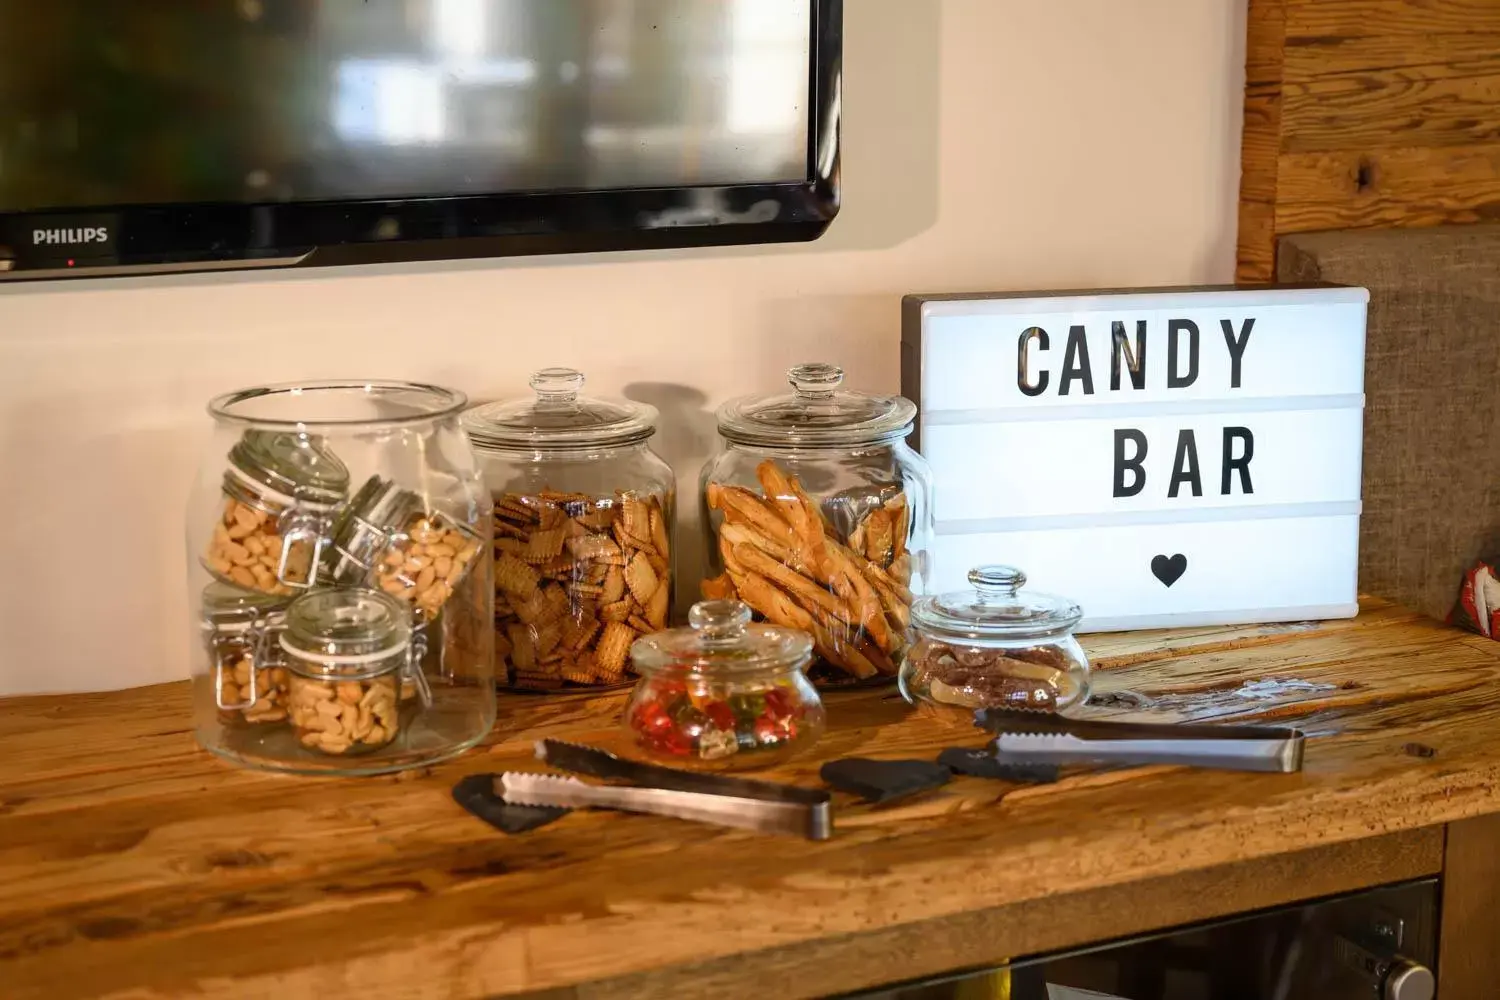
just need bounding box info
[325,474,484,618]
[899,565,1091,721]
[699,362,933,689]
[282,589,419,757]
[625,599,824,770]
[204,429,351,595]
[463,368,675,692]
[201,581,291,726]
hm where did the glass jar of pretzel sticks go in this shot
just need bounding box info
[700,363,933,689]
[462,368,676,691]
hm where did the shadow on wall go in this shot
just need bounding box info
[0,0,943,298]
[622,381,717,619]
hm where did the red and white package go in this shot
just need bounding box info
[1449,558,1500,638]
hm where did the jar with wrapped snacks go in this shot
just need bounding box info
[625,599,824,770]
[201,581,291,726]
[899,565,1090,721]
[462,368,675,691]
[189,381,494,775]
[699,362,932,688]
[204,429,350,595]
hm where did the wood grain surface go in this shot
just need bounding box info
[2,598,1498,999]
[1438,812,1500,997]
[1236,0,1500,280]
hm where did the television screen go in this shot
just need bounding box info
[0,0,837,276]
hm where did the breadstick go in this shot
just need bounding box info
[716,487,799,551]
[824,544,895,653]
[730,568,817,633]
[735,542,857,627]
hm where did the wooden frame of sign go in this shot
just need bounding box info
[901,285,1368,632]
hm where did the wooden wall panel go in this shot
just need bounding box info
[1236,0,1500,281]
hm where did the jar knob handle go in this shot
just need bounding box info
[529,367,585,405]
[970,565,1025,602]
[689,599,752,640]
[787,362,844,399]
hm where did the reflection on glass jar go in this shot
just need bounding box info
[188,381,494,776]
[699,363,933,689]
[463,368,675,692]
[899,565,1091,724]
[625,600,825,770]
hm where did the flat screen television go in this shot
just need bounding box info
[0,0,840,280]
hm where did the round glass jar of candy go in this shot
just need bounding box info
[188,381,494,775]
[899,565,1090,722]
[463,368,675,692]
[699,362,933,689]
[624,599,824,771]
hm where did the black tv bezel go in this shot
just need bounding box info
[0,0,841,282]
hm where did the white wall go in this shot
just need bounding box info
[0,0,1247,695]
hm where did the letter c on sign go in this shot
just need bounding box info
[1018,326,1049,396]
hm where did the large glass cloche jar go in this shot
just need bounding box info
[699,363,933,689]
[899,565,1091,723]
[462,368,675,692]
[188,381,494,776]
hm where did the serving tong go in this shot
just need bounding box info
[973,709,1305,773]
[494,739,833,840]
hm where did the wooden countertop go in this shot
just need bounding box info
[4,599,1500,999]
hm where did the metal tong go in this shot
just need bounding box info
[973,708,1305,773]
[495,739,834,840]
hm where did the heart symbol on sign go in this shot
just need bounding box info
[1151,553,1188,588]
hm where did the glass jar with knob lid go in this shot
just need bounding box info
[699,362,933,689]
[899,565,1091,722]
[462,367,675,692]
[624,599,825,770]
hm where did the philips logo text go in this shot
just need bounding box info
[32,227,110,246]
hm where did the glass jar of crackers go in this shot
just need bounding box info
[699,363,933,689]
[462,368,675,691]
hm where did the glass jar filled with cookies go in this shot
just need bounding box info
[699,363,933,689]
[462,368,675,691]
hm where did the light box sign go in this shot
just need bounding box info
[901,286,1369,631]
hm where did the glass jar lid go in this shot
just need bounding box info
[326,475,422,577]
[913,566,1083,642]
[716,362,917,447]
[280,587,412,672]
[226,429,350,509]
[630,600,813,676]
[461,367,658,450]
[200,581,289,634]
